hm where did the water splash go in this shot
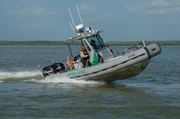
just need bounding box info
[0,71,43,81]
[0,70,104,85]
[32,75,104,85]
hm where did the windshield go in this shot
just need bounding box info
[86,34,106,50]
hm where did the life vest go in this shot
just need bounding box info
[69,59,74,67]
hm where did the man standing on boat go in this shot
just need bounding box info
[80,46,90,67]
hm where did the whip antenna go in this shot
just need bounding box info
[68,22,75,32]
[76,5,83,24]
[68,7,75,26]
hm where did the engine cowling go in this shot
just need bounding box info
[42,63,65,77]
[42,66,54,77]
[51,63,65,74]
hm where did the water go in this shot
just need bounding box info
[0,46,180,119]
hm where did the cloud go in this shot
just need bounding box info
[78,4,111,22]
[103,12,111,17]
[152,0,171,7]
[79,4,98,14]
[127,0,180,14]
[147,7,180,14]
[147,0,180,14]
[79,4,111,17]
[176,7,180,12]
[147,9,170,14]
[126,5,138,12]
[9,6,59,16]
[10,6,45,15]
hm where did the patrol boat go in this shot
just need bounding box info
[42,6,161,82]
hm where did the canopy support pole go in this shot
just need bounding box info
[68,43,73,58]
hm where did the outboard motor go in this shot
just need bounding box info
[42,66,54,77]
[51,63,65,74]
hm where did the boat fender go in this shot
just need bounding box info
[146,44,161,58]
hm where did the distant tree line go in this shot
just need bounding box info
[106,40,180,46]
[0,40,180,46]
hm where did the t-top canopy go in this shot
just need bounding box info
[66,30,103,43]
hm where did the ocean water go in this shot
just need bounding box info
[0,46,180,119]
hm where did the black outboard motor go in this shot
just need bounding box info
[42,66,54,77]
[51,63,65,74]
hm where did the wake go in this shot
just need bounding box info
[0,71,43,81]
[0,70,104,85]
[33,76,104,85]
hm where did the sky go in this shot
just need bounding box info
[1,0,180,41]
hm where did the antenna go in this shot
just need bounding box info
[142,41,146,47]
[68,7,75,26]
[76,5,83,24]
[68,22,75,32]
[68,6,85,34]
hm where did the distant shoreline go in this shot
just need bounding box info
[0,41,180,46]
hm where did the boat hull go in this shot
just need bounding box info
[87,59,150,81]
[46,43,161,82]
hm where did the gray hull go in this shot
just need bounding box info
[47,44,161,82]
